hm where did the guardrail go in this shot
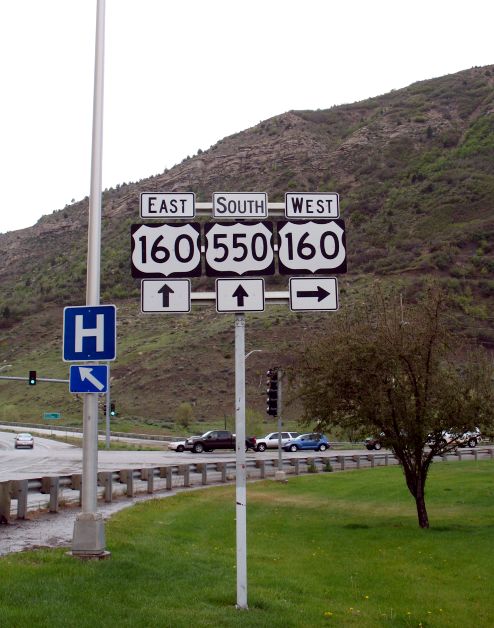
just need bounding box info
[1,448,493,524]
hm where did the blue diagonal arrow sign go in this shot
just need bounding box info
[69,365,108,393]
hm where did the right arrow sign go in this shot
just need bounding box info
[289,277,339,311]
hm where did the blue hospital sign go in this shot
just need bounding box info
[63,305,116,362]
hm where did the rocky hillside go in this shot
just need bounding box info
[0,64,493,430]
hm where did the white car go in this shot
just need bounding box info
[14,433,34,449]
[255,431,300,452]
[429,428,482,448]
[167,438,187,453]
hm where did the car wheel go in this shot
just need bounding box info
[176,445,184,453]
[256,443,266,452]
[289,444,298,452]
[374,442,382,450]
[467,438,477,448]
[318,444,327,451]
[192,443,204,454]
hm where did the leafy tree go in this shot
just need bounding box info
[293,287,494,528]
[176,402,194,431]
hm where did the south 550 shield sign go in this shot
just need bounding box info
[204,221,275,276]
[277,219,347,275]
[131,223,202,278]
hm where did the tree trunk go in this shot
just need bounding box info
[414,482,429,529]
[398,453,430,528]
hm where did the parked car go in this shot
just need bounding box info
[167,438,188,453]
[282,433,330,452]
[14,433,34,449]
[429,428,482,448]
[365,437,382,451]
[255,431,300,452]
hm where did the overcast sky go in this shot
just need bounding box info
[0,0,492,234]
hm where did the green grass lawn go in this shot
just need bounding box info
[1,461,493,627]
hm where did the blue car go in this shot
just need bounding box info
[282,432,330,452]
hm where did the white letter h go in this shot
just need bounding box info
[75,314,104,353]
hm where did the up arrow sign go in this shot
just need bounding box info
[232,284,249,307]
[158,283,175,307]
[216,279,265,313]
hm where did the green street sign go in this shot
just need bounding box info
[43,412,61,420]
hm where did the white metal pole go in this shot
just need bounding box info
[105,363,111,449]
[72,0,106,556]
[277,369,283,470]
[235,314,248,609]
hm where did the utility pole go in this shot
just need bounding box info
[71,0,108,558]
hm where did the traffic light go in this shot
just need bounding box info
[28,370,37,385]
[110,402,116,416]
[266,369,278,416]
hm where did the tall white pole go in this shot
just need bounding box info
[235,314,248,609]
[72,0,107,557]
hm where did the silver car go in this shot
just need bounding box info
[255,431,300,452]
[15,433,34,449]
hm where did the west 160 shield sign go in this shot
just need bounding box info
[277,220,347,274]
[131,223,201,278]
[204,221,275,276]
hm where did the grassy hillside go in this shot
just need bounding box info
[0,65,493,432]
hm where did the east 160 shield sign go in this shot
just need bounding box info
[131,223,201,278]
[277,219,347,274]
[204,221,275,276]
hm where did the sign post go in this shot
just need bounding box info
[235,313,248,609]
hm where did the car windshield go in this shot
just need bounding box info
[17,434,32,439]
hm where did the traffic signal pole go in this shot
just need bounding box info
[71,0,107,558]
[277,369,284,475]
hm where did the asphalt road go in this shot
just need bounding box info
[1,426,490,483]
[0,428,371,482]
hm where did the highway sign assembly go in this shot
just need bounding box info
[130,191,348,611]
[289,277,339,311]
[63,305,116,362]
[141,279,191,313]
[131,223,201,278]
[216,278,265,312]
[140,192,195,218]
[69,365,109,393]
